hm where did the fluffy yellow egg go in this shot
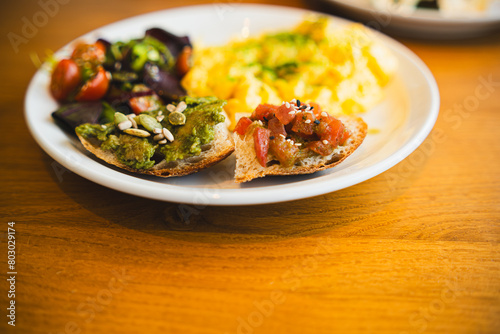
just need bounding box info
[181,16,397,129]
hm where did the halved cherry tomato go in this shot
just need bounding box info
[291,112,315,137]
[71,43,106,66]
[251,104,277,121]
[253,127,270,167]
[234,116,253,135]
[50,59,81,101]
[75,66,110,101]
[176,46,192,77]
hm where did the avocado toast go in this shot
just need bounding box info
[75,97,234,177]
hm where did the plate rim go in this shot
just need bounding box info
[323,0,500,23]
[24,3,440,206]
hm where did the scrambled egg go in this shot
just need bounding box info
[181,17,397,129]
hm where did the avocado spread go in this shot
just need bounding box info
[76,96,226,169]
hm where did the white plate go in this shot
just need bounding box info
[25,4,439,206]
[318,0,500,39]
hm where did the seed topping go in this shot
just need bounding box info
[117,120,132,130]
[123,128,150,137]
[162,127,174,142]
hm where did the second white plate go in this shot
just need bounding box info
[319,0,500,39]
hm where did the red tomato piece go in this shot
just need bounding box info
[75,66,110,101]
[176,46,192,78]
[291,112,315,137]
[129,95,163,114]
[253,127,270,167]
[275,103,296,125]
[269,136,299,167]
[315,116,345,146]
[251,104,277,121]
[71,43,106,66]
[50,59,81,101]
[234,117,253,135]
[307,140,334,156]
[267,116,287,138]
[308,102,322,118]
[339,129,351,145]
[95,40,108,54]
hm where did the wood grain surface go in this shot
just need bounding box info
[1,0,499,333]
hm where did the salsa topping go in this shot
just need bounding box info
[235,99,351,167]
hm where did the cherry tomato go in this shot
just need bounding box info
[253,127,270,167]
[234,116,253,135]
[269,136,299,167]
[176,46,192,77]
[308,102,322,118]
[50,59,81,101]
[71,43,106,66]
[75,66,110,101]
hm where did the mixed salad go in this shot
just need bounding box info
[50,27,192,133]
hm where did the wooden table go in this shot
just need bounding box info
[1,0,499,333]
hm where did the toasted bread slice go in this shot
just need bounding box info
[77,122,234,177]
[233,115,367,183]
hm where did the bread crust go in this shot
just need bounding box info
[233,115,367,183]
[77,122,235,177]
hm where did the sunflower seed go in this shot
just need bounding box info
[117,120,132,130]
[123,128,151,137]
[176,101,187,113]
[162,127,174,142]
[154,134,164,141]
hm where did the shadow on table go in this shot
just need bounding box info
[42,143,428,244]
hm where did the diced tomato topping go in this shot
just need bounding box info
[291,112,315,137]
[176,46,192,78]
[269,136,299,168]
[251,104,277,121]
[267,116,287,138]
[308,102,322,118]
[253,127,270,167]
[245,100,350,163]
[315,116,345,147]
[94,40,108,54]
[75,66,109,101]
[307,140,334,156]
[234,116,253,135]
[275,103,296,125]
[50,59,81,101]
